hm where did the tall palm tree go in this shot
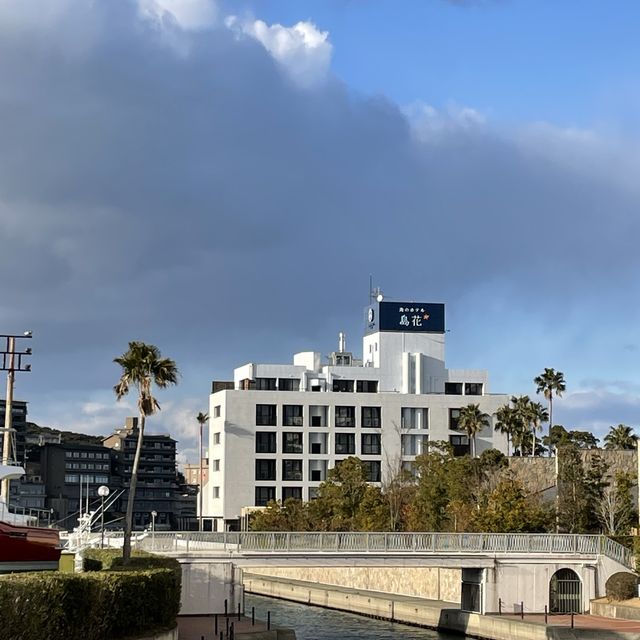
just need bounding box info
[511,395,533,457]
[196,411,209,531]
[494,404,519,457]
[534,368,566,432]
[528,401,549,457]
[114,342,178,561]
[458,404,490,458]
[604,424,637,450]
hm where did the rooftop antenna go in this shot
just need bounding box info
[369,275,384,304]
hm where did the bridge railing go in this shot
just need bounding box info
[134,532,634,568]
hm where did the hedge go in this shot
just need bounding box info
[605,571,638,602]
[0,551,181,640]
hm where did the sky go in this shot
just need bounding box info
[1,0,640,463]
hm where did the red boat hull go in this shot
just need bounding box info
[0,521,61,573]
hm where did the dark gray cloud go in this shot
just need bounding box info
[0,1,639,447]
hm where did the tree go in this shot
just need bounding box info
[457,404,490,458]
[528,401,549,457]
[196,411,209,531]
[596,472,636,536]
[114,342,178,561]
[473,475,552,533]
[250,498,311,531]
[310,457,371,531]
[534,368,566,433]
[604,424,637,450]
[556,445,588,533]
[511,395,533,456]
[494,404,521,456]
[408,445,451,531]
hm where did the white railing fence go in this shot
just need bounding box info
[130,532,634,569]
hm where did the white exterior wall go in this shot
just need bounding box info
[206,387,508,524]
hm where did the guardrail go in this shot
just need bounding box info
[133,532,634,569]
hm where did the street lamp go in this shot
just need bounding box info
[97,485,110,548]
[1,333,33,503]
[151,510,157,549]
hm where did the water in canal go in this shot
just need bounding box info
[245,594,462,640]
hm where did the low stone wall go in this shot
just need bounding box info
[245,565,461,603]
[591,598,640,621]
[138,627,178,640]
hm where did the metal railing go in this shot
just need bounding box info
[133,532,634,568]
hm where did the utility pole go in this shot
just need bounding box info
[1,332,32,503]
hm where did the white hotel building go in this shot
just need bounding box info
[203,298,509,531]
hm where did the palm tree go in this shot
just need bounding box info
[534,368,566,433]
[196,411,209,531]
[458,404,490,458]
[604,424,637,450]
[511,395,532,456]
[114,342,178,561]
[528,401,549,457]
[494,404,519,457]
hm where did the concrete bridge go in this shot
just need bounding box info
[134,532,635,616]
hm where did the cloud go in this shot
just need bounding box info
[137,0,217,30]
[227,16,332,86]
[1,0,640,450]
[403,101,486,141]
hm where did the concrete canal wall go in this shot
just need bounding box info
[243,573,640,640]
[244,565,461,603]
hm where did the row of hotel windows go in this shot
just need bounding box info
[253,405,479,431]
[65,451,110,459]
[255,405,383,428]
[239,378,379,393]
[255,432,381,455]
[64,474,110,484]
[255,459,382,485]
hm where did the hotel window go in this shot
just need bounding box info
[256,404,277,426]
[255,486,275,506]
[401,407,428,430]
[282,487,302,501]
[283,432,303,454]
[282,459,303,481]
[255,459,276,481]
[95,475,109,484]
[335,406,355,428]
[449,408,461,431]
[279,378,300,391]
[332,379,354,392]
[335,433,355,455]
[213,459,220,472]
[356,380,378,393]
[213,432,221,445]
[361,406,381,428]
[450,435,470,457]
[212,486,220,499]
[255,377,276,390]
[213,405,221,418]
[255,432,276,453]
[361,433,381,455]
[283,405,303,426]
[465,383,483,396]
[445,382,463,395]
[364,460,381,482]
[64,474,79,484]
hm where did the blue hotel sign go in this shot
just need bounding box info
[366,301,445,334]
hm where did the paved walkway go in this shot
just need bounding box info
[178,614,269,639]
[501,612,640,632]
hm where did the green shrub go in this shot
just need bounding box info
[0,553,181,640]
[605,572,638,602]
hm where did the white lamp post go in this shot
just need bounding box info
[97,485,110,548]
[151,510,157,550]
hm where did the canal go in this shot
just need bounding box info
[245,593,463,640]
